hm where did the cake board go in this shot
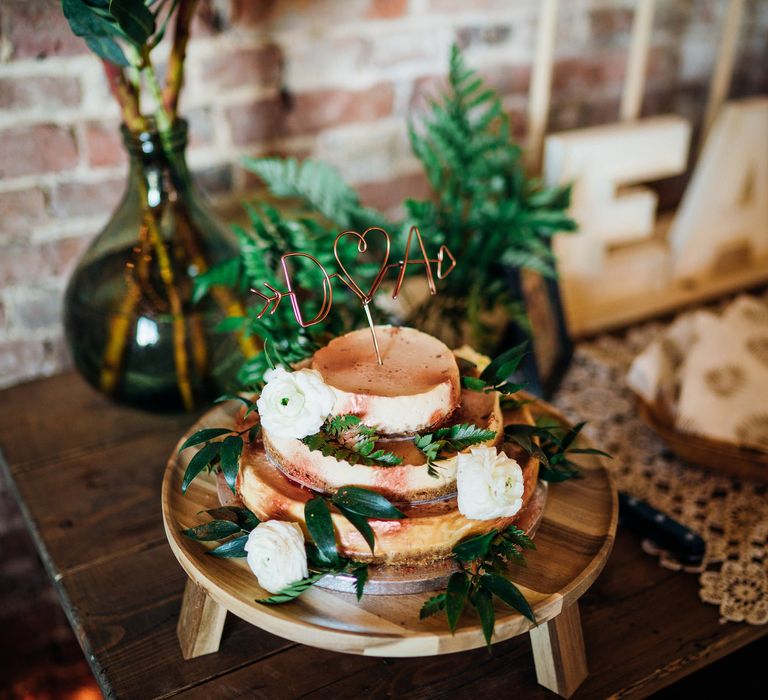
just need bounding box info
[161,399,618,698]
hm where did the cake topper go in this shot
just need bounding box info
[251,226,456,365]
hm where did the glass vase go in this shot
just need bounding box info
[63,120,256,412]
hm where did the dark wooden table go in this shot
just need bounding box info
[2,372,766,699]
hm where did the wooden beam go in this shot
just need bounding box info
[620,0,656,121]
[702,0,744,141]
[525,0,559,174]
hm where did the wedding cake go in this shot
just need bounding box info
[235,326,540,566]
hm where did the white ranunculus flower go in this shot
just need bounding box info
[245,520,309,594]
[256,367,336,439]
[457,446,525,520]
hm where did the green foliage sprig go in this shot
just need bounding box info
[504,420,611,482]
[302,415,403,466]
[420,525,536,645]
[460,342,528,395]
[259,486,404,603]
[177,411,261,494]
[181,506,260,558]
[414,423,496,478]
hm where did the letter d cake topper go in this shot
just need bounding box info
[251,226,457,365]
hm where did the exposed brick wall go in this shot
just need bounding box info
[0,0,767,390]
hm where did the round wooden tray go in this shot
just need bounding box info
[162,400,617,657]
[637,397,768,484]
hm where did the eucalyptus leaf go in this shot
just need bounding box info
[84,34,130,65]
[336,504,375,553]
[181,442,221,494]
[473,587,495,646]
[199,506,259,532]
[109,0,156,46]
[461,376,487,391]
[304,497,339,566]
[479,574,535,623]
[332,487,405,520]
[182,519,240,541]
[208,535,248,558]
[445,571,470,633]
[219,435,243,494]
[452,529,497,562]
[178,428,232,453]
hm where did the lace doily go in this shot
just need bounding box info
[552,321,768,625]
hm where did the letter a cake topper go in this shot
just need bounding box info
[250,226,457,365]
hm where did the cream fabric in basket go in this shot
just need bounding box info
[627,296,768,452]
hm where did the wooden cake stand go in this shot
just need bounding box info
[162,400,618,698]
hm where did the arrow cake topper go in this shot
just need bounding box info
[251,226,456,365]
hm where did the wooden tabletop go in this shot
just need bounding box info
[2,372,766,699]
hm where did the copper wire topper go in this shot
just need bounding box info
[250,226,456,365]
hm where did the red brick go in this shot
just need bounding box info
[367,0,409,19]
[0,125,78,179]
[0,189,48,234]
[227,83,395,146]
[551,53,628,94]
[0,76,81,110]
[357,171,432,213]
[200,44,282,90]
[589,8,635,40]
[455,25,513,50]
[230,0,277,24]
[0,236,92,287]
[50,179,123,219]
[84,121,126,168]
[3,0,87,60]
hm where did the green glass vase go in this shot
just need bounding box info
[64,120,256,412]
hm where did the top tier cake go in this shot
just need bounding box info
[237,326,540,565]
[312,326,461,435]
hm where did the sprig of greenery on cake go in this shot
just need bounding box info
[421,525,537,645]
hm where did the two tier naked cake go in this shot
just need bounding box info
[234,325,541,569]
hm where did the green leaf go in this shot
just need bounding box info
[182,519,240,541]
[84,34,130,65]
[480,342,528,385]
[208,535,248,558]
[181,442,221,494]
[479,574,535,623]
[219,435,243,494]
[502,525,536,551]
[446,571,470,633]
[336,504,375,553]
[178,428,233,453]
[452,529,498,562]
[419,592,447,619]
[332,487,405,520]
[461,376,487,391]
[214,393,253,408]
[193,258,241,303]
[257,572,326,604]
[109,0,155,46]
[473,587,495,646]
[351,564,368,601]
[304,497,339,566]
[303,431,403,467]
[199,506,260,532]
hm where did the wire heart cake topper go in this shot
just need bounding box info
[251,226,457,365]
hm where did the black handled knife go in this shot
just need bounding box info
[619,491,706,567]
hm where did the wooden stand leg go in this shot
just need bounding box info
[529,601,588,698]
[177,578,227,659]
